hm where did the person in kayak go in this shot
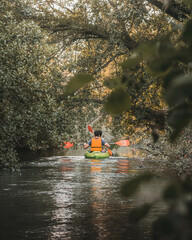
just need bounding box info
[84,130,110,152]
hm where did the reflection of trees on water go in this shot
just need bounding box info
[117,146,146,159]
[48,157,74,239]
[89,158,145,239]
[60,158,73,172]
[117,159,129,174]
[91,159,102,173]
[46,157,149,239]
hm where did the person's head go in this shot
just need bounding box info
[94,130,102,137]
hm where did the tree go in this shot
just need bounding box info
[2,0,191,168]
[0,1,93,168]
[27,0,190,139]
[11,0,174,134]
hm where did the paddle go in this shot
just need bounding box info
[87,125,112,156]
[62,140,130,148]
[62,142,74,149]
[61,128,130,152]
[87,126,130,146]
[107,148,113,156]
[111,140,130,146]
[88,125,93,133]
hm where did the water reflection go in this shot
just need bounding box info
[0,155,165,240]
[117,159,129,174]
[91,159,102,173]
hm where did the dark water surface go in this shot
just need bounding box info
[0,155,166,240]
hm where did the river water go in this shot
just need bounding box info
[0,153,166,240]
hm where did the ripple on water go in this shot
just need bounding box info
[0,155,166,240]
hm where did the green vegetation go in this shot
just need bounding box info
[1,0,192,239]
[0,8,59,167]
[0,1,95,168]
[121,172,192,239]
[1,0,191,171]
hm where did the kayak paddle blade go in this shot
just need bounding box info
[88,125,94,133]
[64,142,74,148]
[115,140,130,146]
[107,149,112,156]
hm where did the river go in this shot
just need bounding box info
[0,152,166,240]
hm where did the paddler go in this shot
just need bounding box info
[84,130,110,152]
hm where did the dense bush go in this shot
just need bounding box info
[0,12,69,168]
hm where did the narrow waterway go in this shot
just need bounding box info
[0,153,166,240]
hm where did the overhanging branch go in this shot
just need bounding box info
[148,0,191,21]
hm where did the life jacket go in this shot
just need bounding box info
[91,138,102,152]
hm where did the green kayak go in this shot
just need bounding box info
[85,151,110,159]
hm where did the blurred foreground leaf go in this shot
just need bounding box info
[120,173,154,197]
[104,88,131,114]
[104,77,124,89]
[148,54,174,75]
[167,102,192,141]
[163,183,180,200]
[164,180,192,201]
[137,42,157,58]
[163,70,183,89]
[182,18,192,44]
[128,203,153,223]
[166,74,192,107]
[183,0,192,5]
[64,73,94,95]
[120,55,141,70]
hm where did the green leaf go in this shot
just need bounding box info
[163,181,192,199]
[147,56,173,75]
[166,74,192,107]
[183,0,192,5]
[128,203,152,223]
[163,70,183,89]
[104,88,131,114]
[120,55,141,70]
[163,184,180,200]
[181,180,192,193]
[120,173,154,197]
[104,77,124,89]
[64,73,94,95]
[167,103,192,141]
[182,18,192,44]
[137,42,156,59]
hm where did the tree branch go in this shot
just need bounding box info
[148,0,191,21]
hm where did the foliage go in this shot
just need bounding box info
[11,0,173,135]
[104,88,131,114]
[107,2,192,140]
[121,173,192,239]
[2,0,191,163]
[0,12,54,167]
[0,1,94,168]
[119,0,192,235]
[136,21,192,140]
[146,125,192,177]
[1,0,192,239]
[120,173,154,197]
[64,73,94,95]
[11,0,191,139]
